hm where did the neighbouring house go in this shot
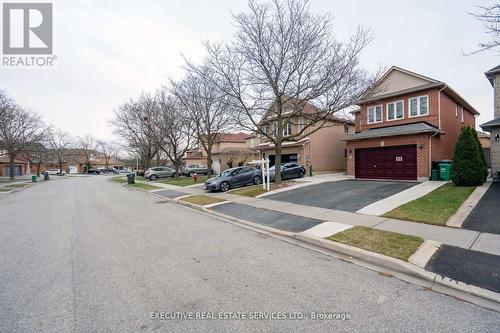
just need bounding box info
[182,132,259,174]
[254,99,355,172]
[480,65,500,179]
[477,130,491,168]
[0,153,29,177]
[345,66,478,181]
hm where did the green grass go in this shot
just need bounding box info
[228,185,268,197]
[383,183,476,225]
[156,176,208,186]
[128,183,161,191]
[5,183,28,188]
[180,195,226,206]
[326,226,423,261]
[111,177,127,183]
[0,188,11,192]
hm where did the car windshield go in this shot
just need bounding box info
[219,169,236,177]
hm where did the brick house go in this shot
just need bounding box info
[255,100,355,172]
[345,66,478,181]
[182,132,258,174]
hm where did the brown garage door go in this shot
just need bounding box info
[355,145,417,180]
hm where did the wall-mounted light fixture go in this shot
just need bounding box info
[418,143,424,149]
[495,134,499,142]
[349,149,353,154]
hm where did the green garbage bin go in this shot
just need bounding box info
[31,175,37,183]
[439,163,451,181]
[431,169,439,181]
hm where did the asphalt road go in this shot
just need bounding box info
[1,176,499,332]
[463,182,500,234]
[266,180,416,212]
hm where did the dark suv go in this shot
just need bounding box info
[182,165,211,176]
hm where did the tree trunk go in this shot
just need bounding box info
[58,161,63,175]
[8,152,16,180]
[36,163,41,177]
[275,141,282,184]
[174,160,180,178]
[206,149,213,178]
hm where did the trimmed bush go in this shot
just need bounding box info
[470,128,488,181]
[451,126,487,186]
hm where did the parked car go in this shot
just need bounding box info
[144,166,177,181]
[136,169,145,176]
[182,165,212,176]
[117,169,130,174]
[47,169,66,175]
[267,163,306,182]
[204,166,262,192]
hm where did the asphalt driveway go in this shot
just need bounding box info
[462,182,500,234]
[266,180,416,212]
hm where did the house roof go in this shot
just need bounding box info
[256,137,310,150]
[480,118,500,132]
[485,65,500,87]
[344,122,443,141]
[355,66,479,115]
[476,130,490,138]
[215,132,247,143]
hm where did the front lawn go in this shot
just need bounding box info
[383,183,476,225]
[326,226,423,261]
[5,183,28,188]
[156,176,208,187]
[0,188,11,192]
[128,183,161,191]
[111,177,127,183]
[229,185,267,197]
[180,195,226,206]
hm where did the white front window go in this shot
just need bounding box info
[387,100,404,121]
[298,117,305,132]
[367,105,382,124]
[409,95,429,117]
[283,123,292,137]
[461,107,465,123]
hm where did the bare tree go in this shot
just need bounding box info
[97,140,117,170]
[47,129,72,175]
[111,94,158,170]
[150,89,196,176]
[468,4,500,54]
[171,64,234,177]
[78,135,97,173]
[198,0,376,183]
[0,90,47,180]
[24,142,50,177]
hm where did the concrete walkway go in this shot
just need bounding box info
[356,181,448,216]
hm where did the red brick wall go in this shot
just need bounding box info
[431,92,476,161]
[356,89,439,132]
[346,134,430,179]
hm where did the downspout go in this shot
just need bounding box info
[437,85,446,130]
[429,131,440,178]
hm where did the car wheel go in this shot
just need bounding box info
[171,173,175,178]
[298,171,304,178]
[189,171,194,177]
[150,174,157,181]
[253,175,262,185]
[220,181,230,192]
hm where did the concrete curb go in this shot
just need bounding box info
[122,182,500,311]
[447,182,492,228]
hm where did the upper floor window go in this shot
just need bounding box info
[367,105,382,124]
[298,117,305,132]
[261,125,268,137]
[283,123,292,137]
[387,101,404,121]
[409,95,428,117]
[461,107,465,123]
[344,124,350,134]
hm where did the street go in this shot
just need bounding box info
[1,176,499,332]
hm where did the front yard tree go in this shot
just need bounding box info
[151,89,196,177]
[111,94,158,170]
[48,129,73,175]
[451,126,487,186]
[78,135,97,173]
[0,90,46,180]
[200,0,375,183]
[171,64,234,177]
[98,140,117,170]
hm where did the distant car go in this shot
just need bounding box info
[47,169,65,175]
[117,169,130,174]
[136,169,145,176]
[102,168,119,174]
[267,163,306,182]
[182,165,212,177]
[204,166,262,192]
[144,166,177,181]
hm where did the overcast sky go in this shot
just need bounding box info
[2,0,499,141]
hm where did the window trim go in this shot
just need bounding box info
[298,116,305,132]
[386,100,405,122]
[283,122,292,137]
[367,104,383,124]
[408,95,429,118]
[460,107,465,123]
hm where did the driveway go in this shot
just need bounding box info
[266,180,416,212]
[463,182,500,234]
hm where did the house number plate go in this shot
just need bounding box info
[395,156,403,162]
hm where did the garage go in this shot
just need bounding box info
[355,145,417,180]
[268,153,298,167]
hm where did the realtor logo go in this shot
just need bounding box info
[2,2,53,54]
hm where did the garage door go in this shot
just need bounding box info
[355,145,417,180]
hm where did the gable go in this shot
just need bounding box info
[370,68,436,98]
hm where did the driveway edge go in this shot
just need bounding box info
[447,182,492,228]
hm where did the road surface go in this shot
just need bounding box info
[1,176,499,332]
